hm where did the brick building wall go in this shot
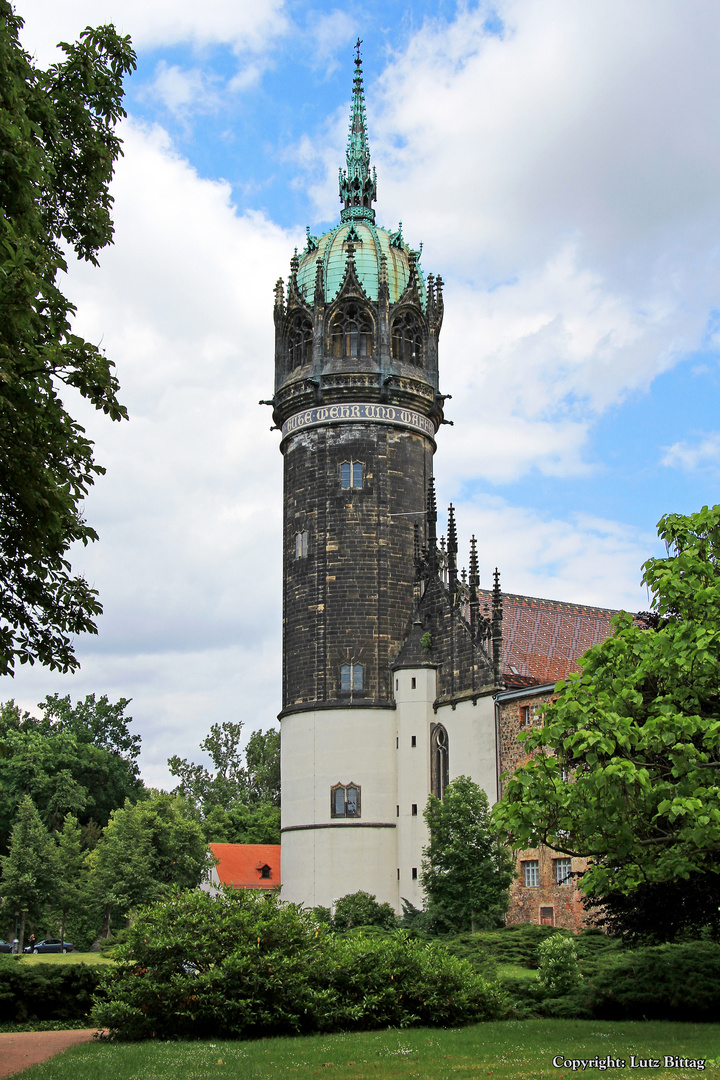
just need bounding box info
[498,687,589,932]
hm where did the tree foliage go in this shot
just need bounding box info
[0,3,136,675]
[0,695,144,855]
[495,505,720,899]
[168,721,280,842]
[0,795,56,951]
[332,891,398,932]
[421,776,513,933]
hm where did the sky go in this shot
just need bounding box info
[5,0,720,789]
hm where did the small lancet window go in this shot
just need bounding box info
[340,461,363,489]
[391,311,423,365]
[330,303,373,358]
[340,663,363,692]
[294,531,308,558]
[331,782,361,818]
[287,315,313,370]
[430,724,449,801]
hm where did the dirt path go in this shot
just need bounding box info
[0,1029,101,1077]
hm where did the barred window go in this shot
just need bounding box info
[340,663,363,692]
[391,311,423,365]
[522,860,539,887]
[287,315,313,369]
[340,461,363,489]
[331,783,360,818]
[330,303,373,358]
[555,858,572,886]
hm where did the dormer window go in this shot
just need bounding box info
[330,303,373,358]
[259,864,272,880]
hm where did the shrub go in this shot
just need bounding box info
[332,891,398,932]
[537,933,582,996]
[93,889,507,1040]
[586,940,720,1021]
[0,958,101,1023]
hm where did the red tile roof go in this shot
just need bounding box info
[208,844,281,890]
[479,590,620,684]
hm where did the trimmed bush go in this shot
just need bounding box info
[0,958,101,1023]
[586,940,720,1021]
[93,889,508,1040]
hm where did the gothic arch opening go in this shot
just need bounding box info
[430,723,449,800]
[391,310,423,365]
[329,303,373,358]
[287,314,313,370]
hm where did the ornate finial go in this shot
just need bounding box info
[305,225,318,252]
[469,535,479,595]
[426,476,438,575]
[492,567,503,688]
[274,277,285,311]
[314,259,324,307]
[339,42,377,222]
[290,247,299,276]
[447,503,458,602]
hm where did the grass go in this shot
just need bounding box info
[496,963,539,982]
[13,1020,720,1080]
[17,952,114,966]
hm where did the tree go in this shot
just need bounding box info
[54,812,87,947]
[0,3,136,676]
[494,505,720,903]
[89,793,209,934]
[421,776,513,933]
[0,795,56,951]
[168,720,281,838]
[0,696,144,854]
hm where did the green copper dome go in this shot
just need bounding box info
[295,221,425,308]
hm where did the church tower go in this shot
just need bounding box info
[270,44,499,911]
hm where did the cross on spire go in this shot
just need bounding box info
[339,41,377,222]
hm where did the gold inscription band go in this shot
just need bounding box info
[281,403,436,443]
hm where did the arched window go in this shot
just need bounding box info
[430,724,449,801]
[287,315,313,369]
[331,782,361,818]
[330,304,373,358]
[391,311,423,365]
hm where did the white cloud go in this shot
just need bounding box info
[306,9,358,74]
[140,62,221,118]
[16,0,288,65]
[661,433,720,471]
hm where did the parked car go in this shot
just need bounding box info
[25,939,74,954]
[0,940,14,953]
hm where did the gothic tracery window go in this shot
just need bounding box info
[391,310,423,365]
[330,303,373,358]
[331,782,361,818]
[430,723,449,800]
[287,315,313,370]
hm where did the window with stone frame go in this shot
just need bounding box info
[520,705,531,727]
[330,303,373,358]
[294,531,308,558]
[340,460,363,489]
[522,860,540,887]
[331,782,361,818]
[430,723,449,801]
[340,662,363,693]
[391,310,423,365]
[287,314,313,369]
[554,858,572,886]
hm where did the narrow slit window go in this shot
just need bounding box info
[294,531,308,558]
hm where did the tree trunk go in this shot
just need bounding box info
[18,911,26,955]
[60,911,66,949]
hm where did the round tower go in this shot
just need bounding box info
[272,43,444,909]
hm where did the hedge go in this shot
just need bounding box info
[0,958,101,1024]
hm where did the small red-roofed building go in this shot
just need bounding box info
[202,844,281,896]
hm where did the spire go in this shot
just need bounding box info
[339,40,377,223]
[492,567,504,688]
[426,476,438,575]
[447,503,458,603]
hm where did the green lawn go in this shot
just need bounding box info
[17,952,114,966]
[14,1021,720,1080]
